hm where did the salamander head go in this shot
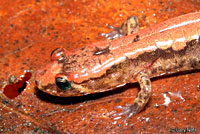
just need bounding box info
[35,47,127,97]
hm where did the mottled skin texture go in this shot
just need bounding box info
[35,12,200,121]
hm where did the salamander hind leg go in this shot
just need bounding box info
[114,72,152,122]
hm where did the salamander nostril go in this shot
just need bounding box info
[50,48,66,61]
[51,48,59,56]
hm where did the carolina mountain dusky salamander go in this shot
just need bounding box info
[35,11,200,121]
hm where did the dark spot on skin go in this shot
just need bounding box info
[117,75,125,83]
[71,55,76,58]
[39,69,47,76]
[138,94,143,99]
[84,59,89,63]
[76,55,81,58]
[70,60,77,64]
[157,66,164,71]
[36,0,40,3]
[98,57,102,65]
[35,80,39,86]
[171,109,177,113]
[184,109,193,112]
[81,47,86,51]
[3,100,9,104]
[142,15,146,21]
[178,60,184,68]
[93,46,110,56]
[189,58,198,68]
[191,103,196,108]
[143,95,149,100]
[115,98,122,103]
[108,100,112,103]
[172,65,180,70]
[151,68,157,75]
[82,53,87,56]
[10,24,14,28]
[145,80,150,86]
[13,40,19,45]
[132,35,140,42]
[130,102,139,111]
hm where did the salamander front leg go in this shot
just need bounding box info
[101,16,139,40]
[114,72,152,122]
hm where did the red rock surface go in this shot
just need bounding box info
[0,0,200,133]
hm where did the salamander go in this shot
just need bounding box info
[35,11,200,121]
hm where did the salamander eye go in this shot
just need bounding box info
[56,77,72,90]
